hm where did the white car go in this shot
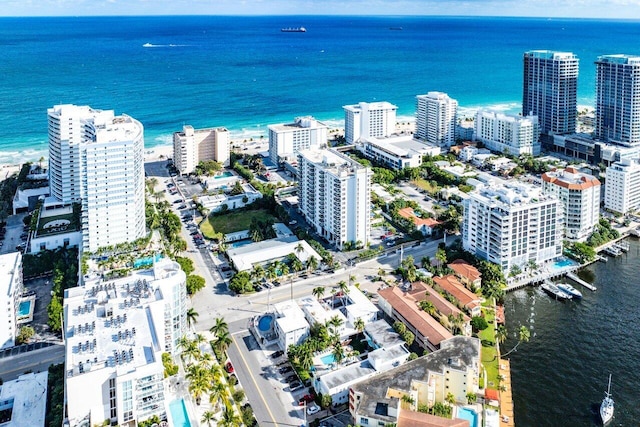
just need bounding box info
[306,403,320,415]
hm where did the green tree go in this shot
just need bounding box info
[175,256,195,275]
[306,255,319,272]
[312,286,326,301]
[47,297,64,333]
[418,300,437,316]
[212,330,232,355]
[210,317,229,338]
[201,410,216,426]
[354,317,365,334]
[502,325,531,357]
[16,326,35,344]
[186,308,199,328]
[229,271,253,294]
[470,316,488,332]
[186,275,206,295]
[496,325,508,345]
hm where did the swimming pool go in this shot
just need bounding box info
[18,301,31,317]
[258,314,274,332]
[214,171,234,179]
[457,407,479,427]
[231,239,253,248]
[320,353,336,365]
[133,254,163,268]
[169,399,191,427]
[554,259,574,269]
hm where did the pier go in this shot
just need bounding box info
[565,272,597,291]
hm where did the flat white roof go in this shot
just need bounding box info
[274,300,309,333]
[228,237,321,272]
[0,371,48,427]
[0,252,21,299]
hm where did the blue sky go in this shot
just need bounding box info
[3,0,640,19]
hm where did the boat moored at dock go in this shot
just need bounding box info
[541,281,572,301]
[557,283,583,299]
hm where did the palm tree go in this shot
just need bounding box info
[501,325,531,357]
[209,317,229,339]
[265,262,278,284]
[354,317,365,334]
[213,330,232,355]
[294,242,304,258]
[332,340,345,365]
[186,364,210,405]
[201,411,216,426]
[208,381,227,411]
[337,280,350,306]
[306,255,319,273]
[251,264,265,283]
[496,325,508,345]
[401,393,415,410]
[435,248,448,274]
[291,258,304,277]
[445,392,456,407]
[326,315,344,336]
[348,274,357,287]
[312,286,326,301]
[218,406,242,427]
[178,337,200,364]
[418,300,437,316]
[186,308,199,328]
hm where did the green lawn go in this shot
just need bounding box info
[411,178,440,195]
[478,307,499,389]
[200,209,275,238]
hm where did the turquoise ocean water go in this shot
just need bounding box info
[2,16,640,164]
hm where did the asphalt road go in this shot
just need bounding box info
[0,344,65,381]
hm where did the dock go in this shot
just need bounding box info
[566,272,597,291]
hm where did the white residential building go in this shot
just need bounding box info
[0,372,49,427]
[63,259,188,427]
[0,252,23,349]
[604,158,640,214]
[297,148,372,249]
[268,116,328,165]
[415,92,458,147]
[462,182,563,272]
[343,101,397,144]
[173,125,230,175]
[542,167,601,241]
[474,110,540,156]
[357,135,440,170]
[273,300,310,353]
[47,104,146,253]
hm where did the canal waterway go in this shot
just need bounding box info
[505,237,640,427]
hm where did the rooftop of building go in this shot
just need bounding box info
[525,50,577,60]
[0,252,21,298]
[432,276,480,311]
[227,235,321,272]
[174,124,229,137]
[35,205,81,238]
[363,134,438,157]
[596,54,640,65]
[469,180,557,207]
[0,371,48,427]
[378,285,453,348]
[476,110,538,124]
[447,259,482,284]
[365,319,405,349]
[416,91,455,100]
[407,282,470,322]
[48,104,142,144]
[397,409,470,427]
[351,336,480,423]
[397,207,441,229]
[64,259,184,377]
[273,299,309,333]
[343,101,398,111]
[542,167,601,190]
[298,148,368,174]
[268,116,328,132]
[319,359,377,391]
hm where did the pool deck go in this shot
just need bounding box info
[498,359,515,427]
[17,295,36,324]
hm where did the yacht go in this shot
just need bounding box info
[600,374,614,425]
[541,281,572,301]
[557,283,583,299]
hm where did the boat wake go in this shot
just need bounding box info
[142,43,188,48]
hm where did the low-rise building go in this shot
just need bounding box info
[30,205,82,254]
[542,167,601,241]
[350,336,481,427]
[604,158,640,214]
[196,183,262,213]
[357,134,440,170]
[0,252,23,349]
[0,372,48,427]
[448,259,482,291]
[433,275,482,317]
[397,207,442,236]
[273,300,310,353]
[63,259,188,427]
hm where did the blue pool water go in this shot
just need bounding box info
[231,239,253,248]
[457,407,479,427]
[133,254,163,268]
[320,353,336,366]
[18,301,31,317]
[553,259,574,269]
[169,399,191,427]
[214,171,234,179]
[258,315,273,332]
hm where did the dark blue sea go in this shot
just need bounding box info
[2,16,640,164]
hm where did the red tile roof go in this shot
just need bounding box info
[433,275,481,312]
[397,207,441,229]
[409,282,469,322]
[448,259,481,283]
[398,409,470,427]
[485,388,500,401]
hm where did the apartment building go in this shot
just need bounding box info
[604,158,640,214]
[357,134,440,170]
[47,104,146,252]
[415,92,458,147]
[542,167,601,241]
[462,182,563,272]
[63,259,188,427]
[522,50,579,135]
[297,148,372,249]
[0,252,23,349]
[343,101,397,144]
[172,125,230,175]
[595,55,640,147]
[268,116,328,165]
[474,110,540,156]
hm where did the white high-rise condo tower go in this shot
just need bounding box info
[595,54,640,147]
[297,148,372,250]
[47,104,146,253]
[522,50,579,135]
[173,125,230,175]
[268,116,328,165]
[604,158,640,214]
[415,92,458,147]
[343,101,398,144]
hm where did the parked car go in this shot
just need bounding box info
[271,350,284,359]
[224,362,234,373]
[306,403,320,415]
[278,366,293,375]
[298,393,316,406]
[285,374,297,383]
[289,381,303,392]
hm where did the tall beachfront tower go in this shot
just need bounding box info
[462,181,563,273]
[268,116,328,165]
[48,104,146,253]
[522,50,579,135]
[415,92,458,147]
[0,252,23,349]
[173,125,230,175]
[343,101,397,144]
[297,148,372,250]
[595,54,640,147]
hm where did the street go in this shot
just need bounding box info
[0,344,65,381]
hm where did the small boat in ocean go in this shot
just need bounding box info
[142,43,153,47]
[541,281,572,301]
[600,374,614,425]
[281,27,306,32]
[389,26,403,30]
[557,283,583,299]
